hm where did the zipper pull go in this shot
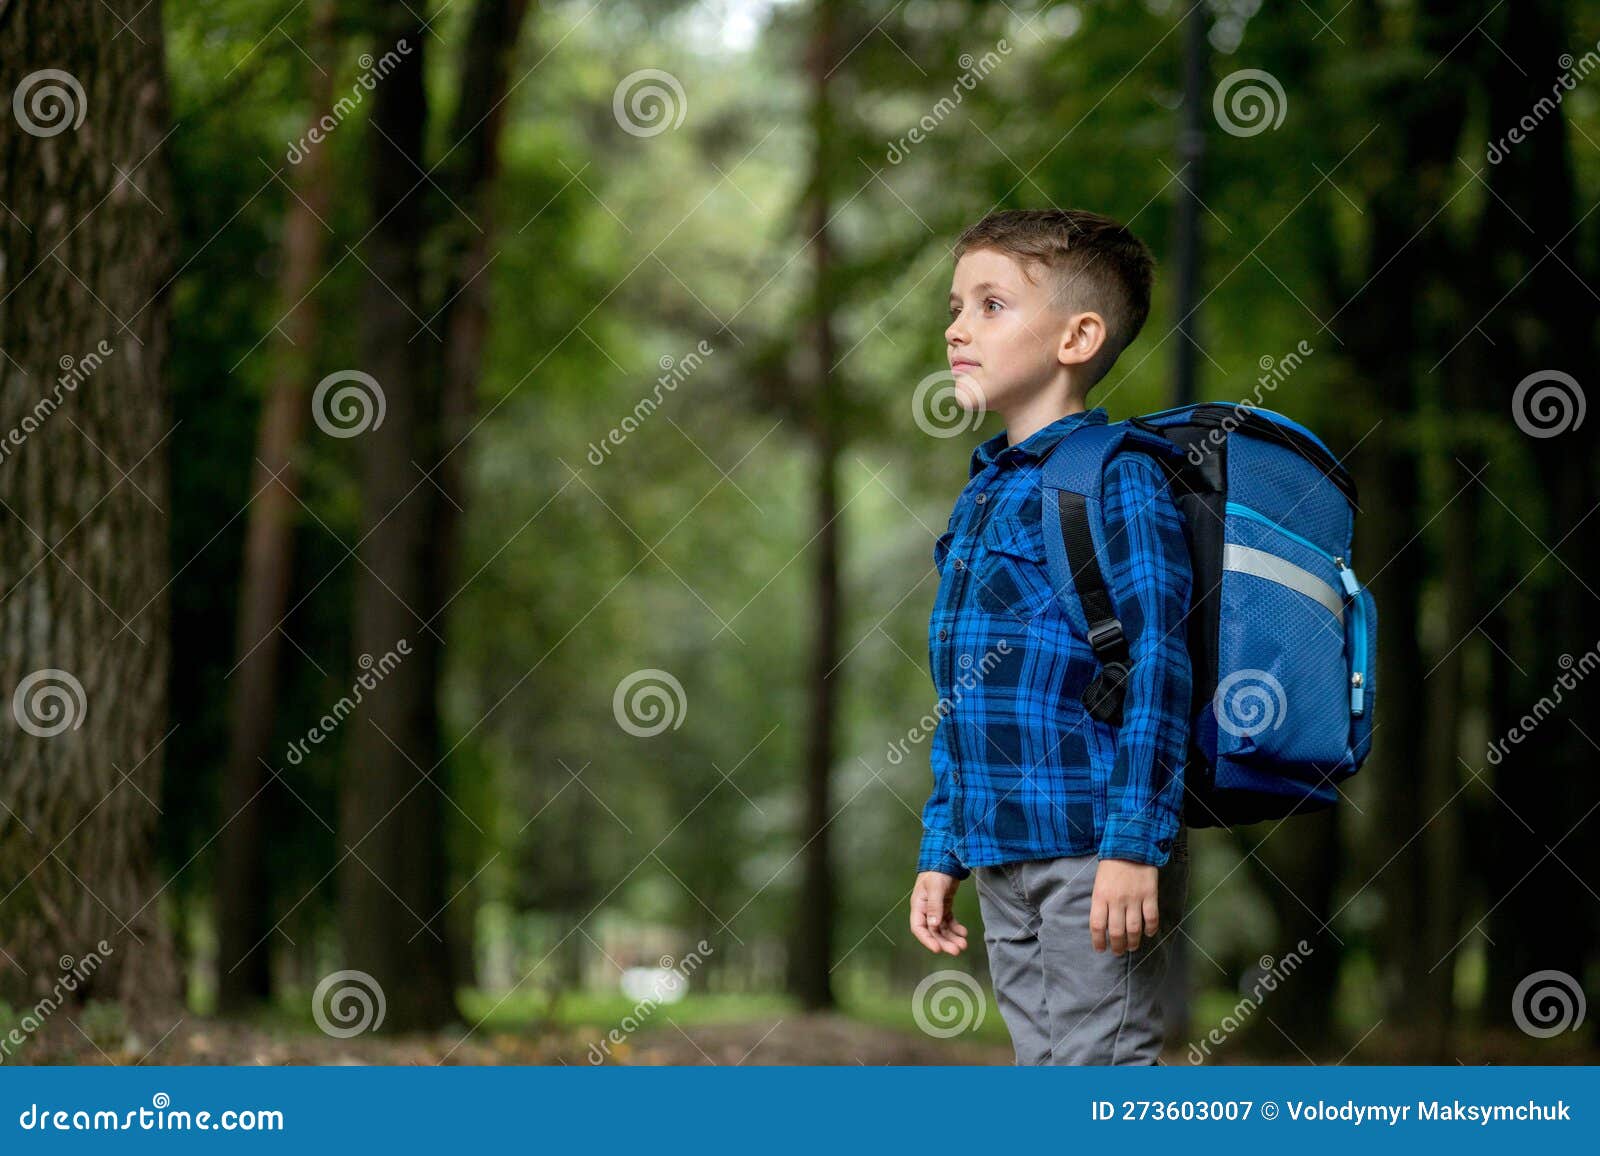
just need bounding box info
[1334,555,1360,599]
[1351,671,1365,716]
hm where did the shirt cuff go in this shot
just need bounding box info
[917,832,971,879]
[1097,812,1179,866]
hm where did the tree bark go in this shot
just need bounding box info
[338,0,529,1031]
[1235,812,1342,1051]
[1477,0,1600,1016]
[0,0,179,1021]
[786,0,842,1011]
[1320,0,1473,1059]
[215,0,337,1014]
[338,5,459,1031]
[433,0,531,670]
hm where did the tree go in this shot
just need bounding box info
[340,0,530,1031]
[1473,0,1600,1021]
[0,0,179,1021]
[783,0,845,1012]
[215,0,339,1014]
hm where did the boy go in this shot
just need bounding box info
[909,209,1192,1065]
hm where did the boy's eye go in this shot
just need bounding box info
[984,298,1002,313]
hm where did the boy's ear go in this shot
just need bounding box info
[1055,309,1108,369]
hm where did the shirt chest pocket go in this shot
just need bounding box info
[975,514,1055,619]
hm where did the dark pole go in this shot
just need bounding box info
[1171,1,1208,408]
[1162,2,1208,1056]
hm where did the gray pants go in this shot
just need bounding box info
[972,827,1189,1065]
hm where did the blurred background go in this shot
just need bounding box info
[1,0,1598,1065]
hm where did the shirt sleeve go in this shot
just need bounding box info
[917,764,970,879]
[1095,451,1192,866]
[919,523,970,879]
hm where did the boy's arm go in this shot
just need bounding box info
[1094,451,1193,866]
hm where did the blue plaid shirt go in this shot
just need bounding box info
[918,405,1192,877]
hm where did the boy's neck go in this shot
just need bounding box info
[1004,391,1089,447]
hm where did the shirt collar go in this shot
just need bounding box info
[969,406,1108,479]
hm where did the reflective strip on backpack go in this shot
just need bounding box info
[1222,543,1345,623]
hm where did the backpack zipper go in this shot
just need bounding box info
[1225,500,1367,717]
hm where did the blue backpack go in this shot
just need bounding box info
[1039,402,1376,828]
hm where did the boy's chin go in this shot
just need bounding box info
[952,378,988,411]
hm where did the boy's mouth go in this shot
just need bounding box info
[950,358,980,375]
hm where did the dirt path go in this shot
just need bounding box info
[567,1013,1016,1065]
[25,1012,1013,1066]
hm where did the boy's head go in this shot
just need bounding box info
[945,208,1154,417]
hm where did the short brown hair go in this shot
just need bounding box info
[952,208,1155,388]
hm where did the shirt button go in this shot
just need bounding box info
[937,628,948,641]
[952,772,962,786]
[953,558,965,571]
[1157,838,1172,851]
[975,493,987,505]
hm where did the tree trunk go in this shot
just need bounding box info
[1235,812,1341,1051]
[339,6,459,1032]
[432,0,530,671]
[1160,0,1211,1044]
[1169,0,1207,410]
[0,0,179,1022]
[1329,0,1470,1056]
[215,0,337,1014]
[1415,461,1473,1054]
[428,0,529,999]
[786,0,842,1011]
[338,0,529,1031]
[1478,0,1600,1016]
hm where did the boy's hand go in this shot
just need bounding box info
[911,871,969,955]
[1090,858,1160,954]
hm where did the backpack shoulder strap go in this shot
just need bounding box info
[1041,423,1181,725]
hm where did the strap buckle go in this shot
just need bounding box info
[1085,620,1125,655]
